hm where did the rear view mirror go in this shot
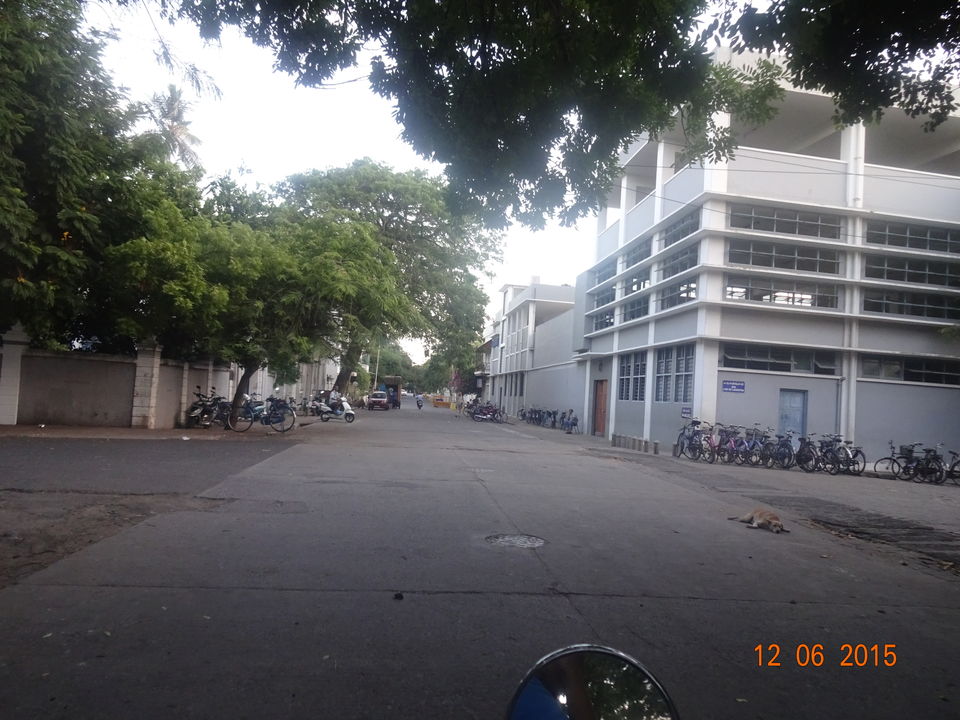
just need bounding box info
[507,645,678,720]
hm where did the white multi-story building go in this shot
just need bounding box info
[488,281,582,417]
[572,81,960,459]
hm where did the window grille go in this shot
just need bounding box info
[660,280,697,310]
[866,221,960,255]
[722,344,837,375]
[730,204,841,240]
[728,238,840,274]
[862,290,960,320]
[725,275,839,308]
[862,355,960,385]
[662,209,701,247]
[660,243,700,280]
[864,255,960,288]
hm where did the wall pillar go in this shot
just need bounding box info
[131,342,162,428]
[0,324,30,425]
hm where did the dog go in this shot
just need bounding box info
[729,507,790,533]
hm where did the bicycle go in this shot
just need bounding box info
[795,434,820,473]
[824,434,865,475]
[228,393,295,432]
[911,444,945,484]
[873,440,904,477]
[945,450,960,486]
[674,419,703,460]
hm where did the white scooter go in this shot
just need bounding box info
[507,645,678,719]
[317,398,356,423]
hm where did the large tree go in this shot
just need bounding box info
[0,0,144,342]
[275,160,497,390]
[144,0,959,225]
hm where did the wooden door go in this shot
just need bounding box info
[593,379,608,436]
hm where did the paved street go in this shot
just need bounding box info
[1,407,958,719]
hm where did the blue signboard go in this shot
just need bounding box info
[722,379,746,393]
[680,406,693,418]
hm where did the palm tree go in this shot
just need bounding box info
[146,84,201,167]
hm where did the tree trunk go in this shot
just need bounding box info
[333,340,364,400]
[229,362,259,424]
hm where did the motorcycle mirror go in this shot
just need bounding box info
[507,645,679,720]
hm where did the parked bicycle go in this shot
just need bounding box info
[227,393,296,432]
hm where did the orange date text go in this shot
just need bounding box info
[754,643,897,668]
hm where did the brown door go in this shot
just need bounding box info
[593,379,608,436]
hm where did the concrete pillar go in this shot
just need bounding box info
[131,342,162,429]
[0,324,30,425]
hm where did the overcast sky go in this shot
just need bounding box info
[86,2,595,362]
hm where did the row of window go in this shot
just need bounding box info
[594,276,955,329]
[593,210,701,285]
[615,344,958,393]
[594,206,957,293]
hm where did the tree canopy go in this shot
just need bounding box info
[143,0,959,226]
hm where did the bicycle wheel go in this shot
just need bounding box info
[684,437,702,461]
[948,459,960,486]
[673,433,685,458]
[269,407,296,432]
[924,459,946,485]
[775,445,795,470]
[796,447,818,473]
[228,406,255,432]
[821,450,841,475]
[873,457,900,476]
[847,449,866,475]
[702,442,717,464]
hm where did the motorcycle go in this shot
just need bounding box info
[507,645,679,719]
[471,403,503,423]
[185,386,225,428]
[317,398,356,423]
[416,397,424,410]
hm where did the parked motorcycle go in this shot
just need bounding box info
[471,403,503,423]
[507,645,678,719]
[185,386,225,428]
[317,398,356,423]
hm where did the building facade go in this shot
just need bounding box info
[573,86,960,459]
[488,282,584,418]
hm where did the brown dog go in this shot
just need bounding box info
[729,508,790,533]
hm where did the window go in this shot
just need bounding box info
[618,352,647,401]
[725,275,839,308]
[593,287,615,308]
[592,311,614,331]
[594,260,617,285]
[862,355,960,385]
[863,290,960,320]
[660,243,699,280]
[674,343,695,403]
[655,347,672,401]
[660,279,697,310]
[622,296,650,322]
[722,344,837,375]
[655,344,695,402]
[728,239,840,274]
[662,209,701,247]
[866,221,960,255]
[622,268,651,295]
[624,238,652,268]
[865,255,960,288]
[730,205,841,240]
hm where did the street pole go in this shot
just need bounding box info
[373,344,381,388]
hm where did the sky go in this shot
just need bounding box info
[85,2,596,363]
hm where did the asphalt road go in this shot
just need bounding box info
[0,407,957,719]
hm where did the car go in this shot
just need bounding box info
[367,391,390,411]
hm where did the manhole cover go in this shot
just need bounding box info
[485,533,546,548]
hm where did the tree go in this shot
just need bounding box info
[144,84,202,167]
[274,160,497,390]
[0,0,148,343]
[149,0,959,225]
